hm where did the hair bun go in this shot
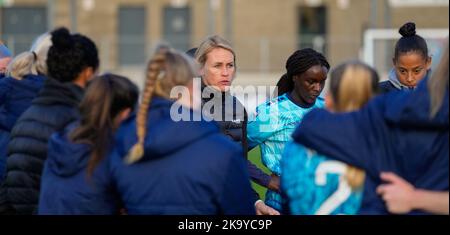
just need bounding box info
[399,22,416,37]
[51,27,74,50]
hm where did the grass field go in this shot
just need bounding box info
[247,146,270,201]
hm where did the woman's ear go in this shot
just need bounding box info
[114,108,132,129]
[75,67,96,88]
[325,93,335,111]
[119,108,131,122]
[426,56,432,70]
[292,74,299,86]
[198,65,205,77]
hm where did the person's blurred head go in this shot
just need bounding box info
[326,61,379,112]
[0,43,12,77]
[70,73,139,177]
[283,48,330,106]
[428,41,449,119]
[125,47,197,164]
[195,35,236,92]
[6,32,52,80]
[47,27,99,87]
[325,61,379,190]
[393,22,431,89]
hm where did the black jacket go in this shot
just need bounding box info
[0,78,83,214]
[201,85,248,151]
[0,74,46,181]
[201,83,271,200]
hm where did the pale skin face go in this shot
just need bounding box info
[393,52,431,88]
[0,57,12,75]
[200,48,235,92]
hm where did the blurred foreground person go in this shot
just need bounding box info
[0,27,99,214]
[109,48,255,215]
[38,74,138,215]
[292,43,449,215]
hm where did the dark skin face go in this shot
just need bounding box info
[290,65,328,107]
[393,52,431,88]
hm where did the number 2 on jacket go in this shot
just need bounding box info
[314,161,352,215]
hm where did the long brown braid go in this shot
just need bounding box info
[124,51,166,164]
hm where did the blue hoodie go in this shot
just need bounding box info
[38,122,121,215]
[379,69,431,94]
[109,97,256,215]
[0,74,46,181]
[292,77,448,214]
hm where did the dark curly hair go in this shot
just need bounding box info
[47,27,99,82]
[275,48,330,95]
[394,22,429,61]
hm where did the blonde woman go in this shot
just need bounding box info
[193,36,281,215]
[0,27,99,214]
[108,48,255,215]
[0,33,51,182]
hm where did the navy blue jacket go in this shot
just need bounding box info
[0,75,46,181]
[38,122,121,215]
[109,97,255,215]
[0,78,83,214]
[293,78,448,214]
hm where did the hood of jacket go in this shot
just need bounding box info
[386,68,431,91]
[32,77,84,107]
[47,122,91,177]
[115,97,220,161]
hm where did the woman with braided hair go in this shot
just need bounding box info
[108,48,255,215]
[247,48,330,211]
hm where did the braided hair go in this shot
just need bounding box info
[125,48,196,164]
[276,48,330,95]
[125,52,166,164]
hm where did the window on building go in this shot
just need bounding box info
[118,6,146,66]
[163,6,191,51]
[1,6,47,54]
[298,6,327,54]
